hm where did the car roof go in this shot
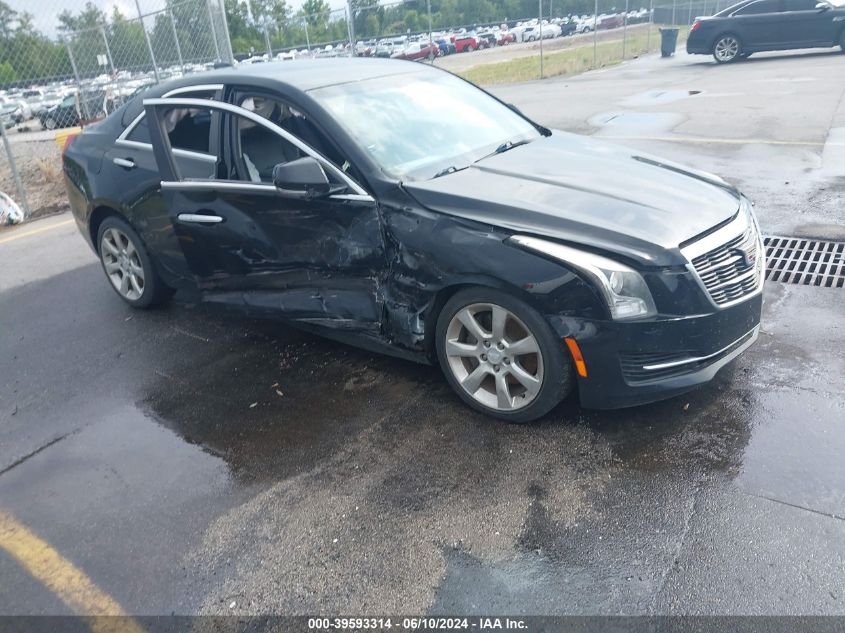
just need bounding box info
[120,58,432,126]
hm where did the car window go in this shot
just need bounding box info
[734,0,782,13]
[233,92,361,184]
[231,102,304,183]
[61,95,75,107]
[783,0,819,9]
[163,106,213,154]
[123,89,218,145]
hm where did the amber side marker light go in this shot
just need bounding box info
[564,337,588,378]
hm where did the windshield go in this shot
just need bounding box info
[310,71,540,180]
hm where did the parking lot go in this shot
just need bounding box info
[1,47,844,619]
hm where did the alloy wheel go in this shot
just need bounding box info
[444,303,544,412]
[101,227,145,301]
[714,36,740,62]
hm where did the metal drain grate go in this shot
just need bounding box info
[763,236,845,288]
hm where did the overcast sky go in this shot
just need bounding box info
[8,0,348,37]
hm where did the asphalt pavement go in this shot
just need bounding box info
[1,48,844,617]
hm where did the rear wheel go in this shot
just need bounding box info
[465,44,474,52]
[435,287,573,423]
[713,34,741,63]
[44,117,56,130]
[97,216,173,309]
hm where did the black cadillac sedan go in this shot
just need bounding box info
[687,0,845,63]
[62,59,764,422]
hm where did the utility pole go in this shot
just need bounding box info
[592,0,598,68]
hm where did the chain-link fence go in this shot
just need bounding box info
[2,0,719,223]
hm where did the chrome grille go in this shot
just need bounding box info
[690,223,762,306]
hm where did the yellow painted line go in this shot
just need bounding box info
[0,510,146,633]
[599,134,831,147]
[0,219,74,245]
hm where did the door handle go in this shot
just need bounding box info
[177,213,224,224]
[113,157,135,169]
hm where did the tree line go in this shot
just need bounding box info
[1,0,610,85]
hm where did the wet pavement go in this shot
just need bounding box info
[1,50,844,616]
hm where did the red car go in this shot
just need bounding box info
[497,32,515,45]
[392,42,441,61]
[452,34,479,53]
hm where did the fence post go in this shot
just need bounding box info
[427,0,433,64]
[671,0,677,25]
[304,18,311,52]
[347,1,355,57]
[216,0,236,65]
[99,26,116,76]
[647,0,654,50]
[592,0,598,68]
[622,0,629,59]
[168,10,185,72]
[0,123,29,218]
[205,0,222,62]
[64,38,90,119]
[134,0,161,81]
[538,0,544,79]
[263,18,273,57]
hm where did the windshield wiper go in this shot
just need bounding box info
[432,165,468,179]
[476,138,533,163]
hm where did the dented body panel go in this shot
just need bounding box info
[63,58,762,410]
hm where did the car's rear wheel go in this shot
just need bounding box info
[465,44,474,52]
[44,117,56,130]
[713,34,741,63]
[435,287,573,423]
[97,216,172,309]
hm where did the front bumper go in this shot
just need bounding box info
[548,292,762,409]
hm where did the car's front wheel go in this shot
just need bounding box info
[436,287,573,423]
[713,34,741,63]
[97,216,173,309]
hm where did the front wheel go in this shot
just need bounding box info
[713,34,741,63]
[465,44,474,52]
[436,287,573,423]
[97,216,173,309]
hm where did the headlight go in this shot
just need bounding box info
[508,235,658,320]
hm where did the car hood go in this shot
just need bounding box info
[403,131,741,267]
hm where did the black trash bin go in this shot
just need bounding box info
[659,28,679,57]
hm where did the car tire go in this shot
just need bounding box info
[435,287,573,423]
[44,117,56,130]
[712,34,742,63]
[839,28,845,51]
[97,215,173,309]
[465,45,474,52]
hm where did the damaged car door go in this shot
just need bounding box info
[143,96,386,331]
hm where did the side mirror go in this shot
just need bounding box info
[815,2,830,8]
[272,157,331,198]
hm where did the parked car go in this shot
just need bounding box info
[452,33,479,52]
[62,59,764,422]
[478,32,498,48]
[497,31,516,45]
[575,17,596,33]
[687,0,845,63]
[0,97,32,122]
[392,41,440,60]
[40,94,81,130]
[0,105,17,129]
[435,38,458,55]
[598,13,624,29]
[524,23,562,40]
[558,19,578,36]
